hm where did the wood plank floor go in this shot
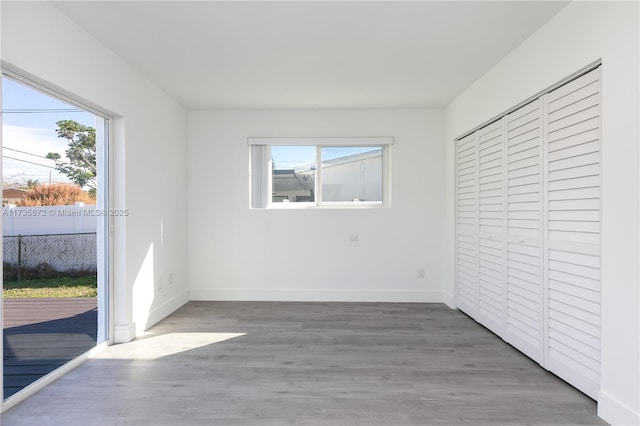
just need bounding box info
[3,298,97,398]
[1,302,606,425]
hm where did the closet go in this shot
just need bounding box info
[455,66,601,399]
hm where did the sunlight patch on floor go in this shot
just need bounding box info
[93,332,246,360]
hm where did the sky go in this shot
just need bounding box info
[1,77,96,186]
[272,145,381,170]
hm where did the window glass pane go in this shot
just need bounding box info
[271,145,316,203]
[321,146,383,202]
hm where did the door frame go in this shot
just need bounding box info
[0,64,114,410]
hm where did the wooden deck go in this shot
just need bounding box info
[3,298,97,398]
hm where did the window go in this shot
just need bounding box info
[271,145,317,203]
[249,137,392,208]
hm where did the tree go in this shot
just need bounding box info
[18,183,95,207]
[47,120,96,197]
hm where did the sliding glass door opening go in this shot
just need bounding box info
[1,73,110,401]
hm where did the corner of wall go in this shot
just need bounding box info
[142,289,190,333]
[442,292,456,309]
[598,390,640,426]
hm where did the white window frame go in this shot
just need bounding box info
[249,137,393,209]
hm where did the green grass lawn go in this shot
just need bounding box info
[3,276,97,298]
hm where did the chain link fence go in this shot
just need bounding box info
[3,233,97,280]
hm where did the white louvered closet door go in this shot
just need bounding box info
[454,66,602,400]
[505,99,545,364]
[543,68,601,399]
[456,133,479,317]
[477,121,506,336]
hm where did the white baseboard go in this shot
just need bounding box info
[598,390,640,426]
[138,289,189,334]
[189,288,445,303]
[113,323,136,343]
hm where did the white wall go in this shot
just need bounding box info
[444,2,639,424]
[1,1,190,341]
[188,109,445,302]
[3,205,97,236]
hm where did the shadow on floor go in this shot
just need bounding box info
[3,304,97,398]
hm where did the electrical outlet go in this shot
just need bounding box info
[156,278,163,291]
[417,268,426,279]
[349,234,359,242]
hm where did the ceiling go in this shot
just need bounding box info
[52,1,569,109]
